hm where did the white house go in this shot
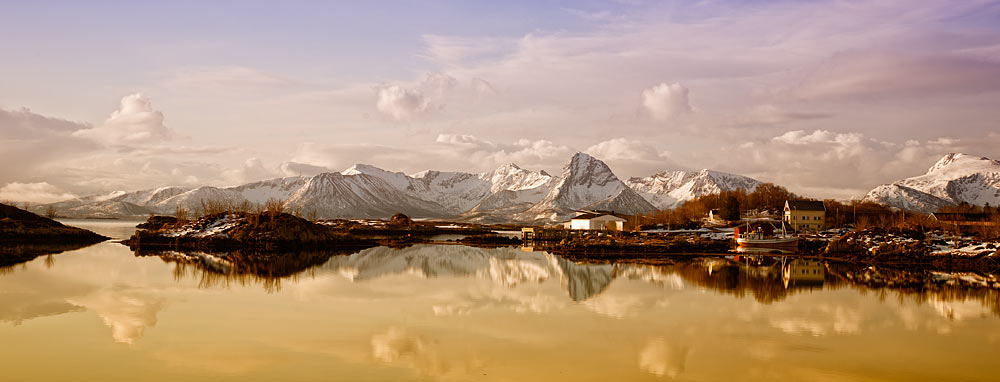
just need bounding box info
[568,211,628,231]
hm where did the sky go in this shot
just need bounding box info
[2,0,1000,203]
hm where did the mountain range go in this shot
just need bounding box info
[863,153,1000,213]
[36,153,761,222]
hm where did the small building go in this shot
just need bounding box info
[708,209,723,222]
[784,200,825,232]
[568,211,629,231]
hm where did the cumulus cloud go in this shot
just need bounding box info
[435,134,575,170]
[0,182,78,204]
[221,157,281,184]
[73,93,171,145]
[703,128,1000,199]
[642,82,692,121]
[586,138,663,161]
[585,138,678,177]
[375,73,458,121]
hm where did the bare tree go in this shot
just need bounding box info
[175,205,190,223]
[45,205,57,219]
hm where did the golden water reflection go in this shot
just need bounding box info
[0,241,998,381]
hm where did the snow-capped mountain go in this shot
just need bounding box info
[38,152,761,221]
[344,162,552,216]
[863,153,1000,213]
[36,177,306,218]
[626,169,762,209]
[519,153,657,222]
[283,172,446,219]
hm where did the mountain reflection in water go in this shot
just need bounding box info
[2,240,1000,381]
[137,245,1000,317]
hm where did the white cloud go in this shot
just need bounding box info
[375,73,458,121]
[376,85,429,121]
[702,128,1000,199]
[585,138,662,161]
[0,182,77,204]
[221,157,281,184]
[278,161,333,177]
[73,93,171,145]
[641,82,692,122]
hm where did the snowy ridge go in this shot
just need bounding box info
[626,169,761,209]
[863,153,1000,213]
[519,153,657,222]
[38,152,760,222]
[345,162,553,216]
[283,172,446,219]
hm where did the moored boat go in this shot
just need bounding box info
[734,220,799,249]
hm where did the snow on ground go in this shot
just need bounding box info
[164,215,243,238]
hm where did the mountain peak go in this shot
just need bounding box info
[926,153,996,174]
[342,163,387,175]
[571,152,597,163]
[865,152,1000,212]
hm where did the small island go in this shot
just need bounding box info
[0,203,109,267]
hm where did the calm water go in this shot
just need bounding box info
[1,221,999,381]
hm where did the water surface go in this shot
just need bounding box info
[1,220,998,381]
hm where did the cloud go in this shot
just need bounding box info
[0,107,90,138]
[375,73,458,121]
[791,50,1000,100]
[0,182,78,204]
[221,157,281,184]
[73,93,171,145]
[471,78,498,97]
[702,128,1000,199]
[733,104,832,127]
[641,82,692,121]
[434,134,575,171]
[278,161,333,177]
[0,107,100,185]
[586,138,663,161]
[376,85,429,121]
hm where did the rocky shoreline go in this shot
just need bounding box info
[121,212,518,251]
[1,203,108,268]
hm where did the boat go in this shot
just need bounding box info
[734,219,799,249]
